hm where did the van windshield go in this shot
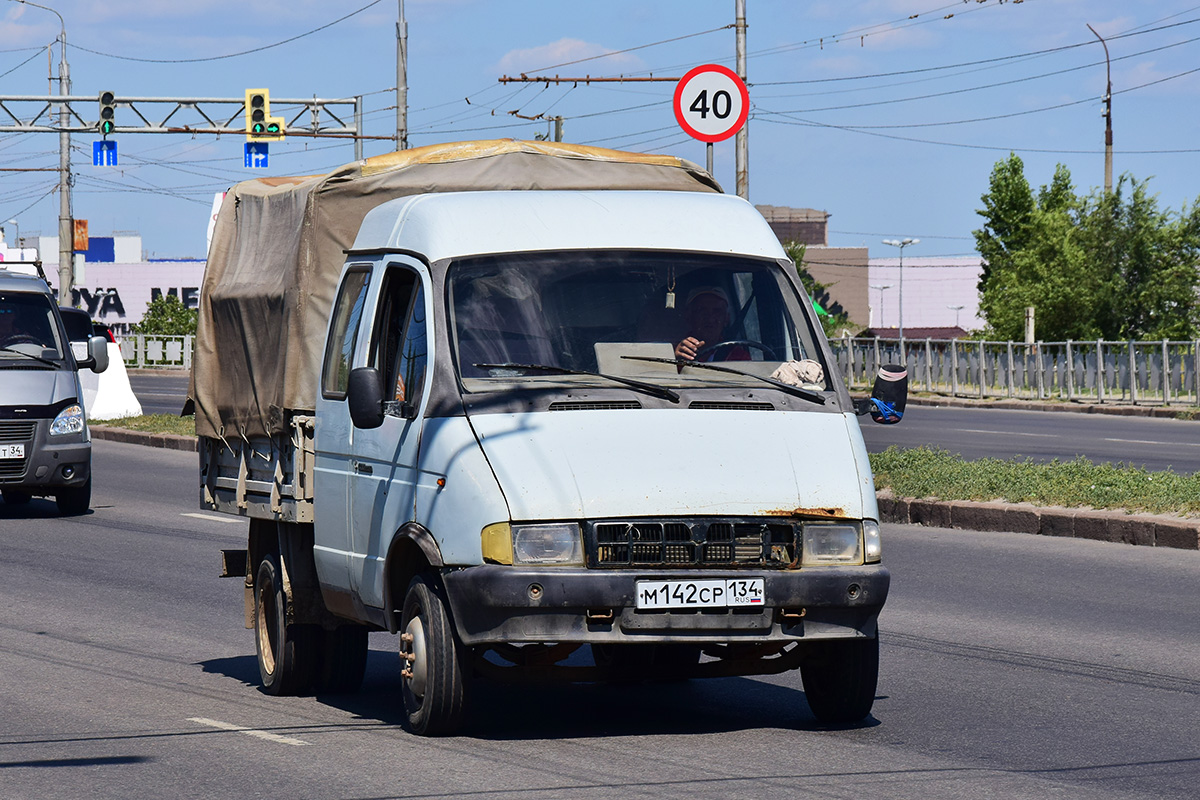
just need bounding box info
[0,291,66,363]
[448,250,827,393]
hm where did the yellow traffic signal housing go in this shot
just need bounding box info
[245,88,285,142]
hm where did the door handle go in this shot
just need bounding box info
[353,461,373,475]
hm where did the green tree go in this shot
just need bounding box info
[973,152,1036,296]
[132,294,198,336]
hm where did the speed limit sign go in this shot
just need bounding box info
[673,64,749,143]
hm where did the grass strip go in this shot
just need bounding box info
[92,414,196,438]
[870,446,1200,518]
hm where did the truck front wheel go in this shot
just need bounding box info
[799,635,879,725]
[255,555,319,695]
[398,576,467,735]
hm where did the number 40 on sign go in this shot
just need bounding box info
[673,63,749,143]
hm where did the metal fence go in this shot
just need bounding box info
[831,336,1200,407]
[118,334,194,370]
[117,332,1200,407]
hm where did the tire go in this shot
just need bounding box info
[2,489,32,505]
[799,635,880,725]
[398,575,467,735]
[254,555,320,695]
[315,625,369,694]
[56,478,91,516]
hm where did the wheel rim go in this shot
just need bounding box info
[404,614,427,698]
[257,574,278,675]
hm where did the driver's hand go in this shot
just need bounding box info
[675,336,703,361]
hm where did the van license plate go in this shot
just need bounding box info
[635,578,765,610]
[0,444,24,459]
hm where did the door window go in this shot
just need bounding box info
[368,266,428,410]
[321,268,370,397]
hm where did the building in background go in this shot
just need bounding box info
[28,232,205,334]
[867,255,983,337]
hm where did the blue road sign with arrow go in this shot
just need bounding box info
[244,142,269,169]
[92,140,118,166]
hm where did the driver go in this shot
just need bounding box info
[673,286,750,362]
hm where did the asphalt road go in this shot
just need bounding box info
[125,370,1200,472]
[860,403,1200,473]
[1,441,1197,799]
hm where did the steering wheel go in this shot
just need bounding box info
[695,339,776,361]
[1,334,44,348]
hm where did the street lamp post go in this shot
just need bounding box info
[947,304,965,330]
[868,283,892,329]
[882,238,919,342]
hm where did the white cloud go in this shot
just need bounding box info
[496,37,642,76]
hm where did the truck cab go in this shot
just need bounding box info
[0,266,108,514]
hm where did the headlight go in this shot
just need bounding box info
[863,520,882,563]
[801,522,863,566]
[50,404,85,436]
[480,522,583,566]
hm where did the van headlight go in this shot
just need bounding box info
[481,522,583,566]
[50,404,86,436]
[801,522,863,566]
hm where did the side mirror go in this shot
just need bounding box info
[347,366,385,429]
[855,364,907,424]
[87,335,109,374]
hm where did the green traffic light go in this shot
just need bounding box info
[100,120,113,135]
[266,122,280,134]
[252,122,266,134]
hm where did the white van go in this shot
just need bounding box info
[191,141,904,735]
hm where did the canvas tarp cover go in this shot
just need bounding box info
[190,139,720,439]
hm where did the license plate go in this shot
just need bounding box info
[0,444,24,459]
[635,578,765,610]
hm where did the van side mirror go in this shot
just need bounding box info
[87,335,110,374]
[855,364,907,424]
[347,366,385,429]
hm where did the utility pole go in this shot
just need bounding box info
[1087,23,1113,193]
[396,0,408,150]
[734,0,748,200]
[57,22,72,301]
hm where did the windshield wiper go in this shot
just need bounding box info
[620,356,826,406]
[473,362,681,404]
[0,346,60,367]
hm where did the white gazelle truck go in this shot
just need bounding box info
[189,140,907,735]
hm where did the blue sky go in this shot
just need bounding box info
[1,0,1198,260]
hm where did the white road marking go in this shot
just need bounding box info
[181,512,244,524]
[1103,437,1197,447]
[188,717,311,746]
[954,428,1057,438]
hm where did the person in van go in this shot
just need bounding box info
[672,286,751,363]
[0,303,49,350]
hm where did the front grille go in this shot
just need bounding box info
[0,421,36,442]
[589,519,797,568]
[0,421,34,479]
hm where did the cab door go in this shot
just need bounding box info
[313,265,373,592]
[347,260,431,608]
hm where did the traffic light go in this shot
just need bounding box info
[245,88,285,142]
[98,90,116,136]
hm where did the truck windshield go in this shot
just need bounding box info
[0,291,66,364]
[448,250,827,393]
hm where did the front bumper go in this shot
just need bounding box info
[0,417,91,494]
[442,564,889,646]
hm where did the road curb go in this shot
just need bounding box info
[90,425,1199,551]
[907,395,1199,419]
[90,425,198,452]
[877,491,1200,551]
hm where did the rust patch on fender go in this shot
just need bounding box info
[763,506,848,519]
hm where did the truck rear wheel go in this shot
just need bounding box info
[55,478,91,516]
[315,625,369,694]
[799,635,879,725]
[398,576,467,735]
[255,554,319,695]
